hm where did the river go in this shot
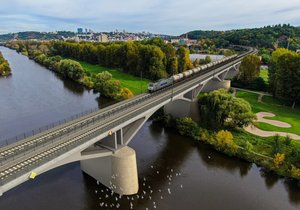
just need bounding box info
[0,46,300,210]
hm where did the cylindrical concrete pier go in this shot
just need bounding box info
[111,146,138,195]
[80,146,138,195]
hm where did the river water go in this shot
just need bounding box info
[0,47,300,210]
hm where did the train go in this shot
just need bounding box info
[148,47,256,93]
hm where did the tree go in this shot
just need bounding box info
[0,52,11,76]
[177,46,193,73]
[93,71,122,99]
[176,117,198,138]
[238,54,261,82]
[198,89,255,129]
[116,88,134,100]
[273,51,300,107]
[162,43,178,75]
[205,55,212,64]
[193,58,200,67]
[272,134,281,154]
[58,59,85,81]
[215,130,238,154]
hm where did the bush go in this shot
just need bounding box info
[231,77,268,92]
[83,76,94,89]
[215,130,238,154]
[116,88,134,101]
[290,165,300,178]
[284,136,292,146]
[176,117,199,138]
[273,153,285,168]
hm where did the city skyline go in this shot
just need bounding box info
[0,0,300,35]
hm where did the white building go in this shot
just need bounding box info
[98,34,108,43]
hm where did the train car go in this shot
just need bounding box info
[183,71,192,77]
[148,78,173,92]
[147,50,247,93]
[172,75,181,82]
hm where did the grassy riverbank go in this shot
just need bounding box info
[236,90,300,135]
[79,61,150,95]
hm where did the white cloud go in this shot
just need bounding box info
[0,0,299,34]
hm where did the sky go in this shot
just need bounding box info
[0,0,300,35]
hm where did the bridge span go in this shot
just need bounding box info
[0,47,256,196]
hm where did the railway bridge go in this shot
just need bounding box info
[0,48,256,196]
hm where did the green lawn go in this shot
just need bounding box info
[236,90,300,135]
[260,69,269,84]
[79,61,151,95]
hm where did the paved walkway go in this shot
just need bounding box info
[245,112,300,140]
[256,112,291,128]
[244,125,300,140]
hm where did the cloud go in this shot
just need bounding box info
[0,0,299,35]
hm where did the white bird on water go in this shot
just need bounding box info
[168,188,171,194]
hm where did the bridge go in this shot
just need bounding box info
[0,47,256,196]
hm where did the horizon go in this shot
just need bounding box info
[0,23,299,37]
[0,0,300,35]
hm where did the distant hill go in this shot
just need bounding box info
[0,31,76,42]
[184,24,300,50]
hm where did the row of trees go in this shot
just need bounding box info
[269,48,300,108]
[5,41,134,100]
[51,39,194,80]
[0,52,11,77]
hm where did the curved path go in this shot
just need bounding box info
[256,112,291,128]
[244,112,300,140]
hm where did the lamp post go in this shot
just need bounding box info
[171,69,174,100]
[140,70,143,94]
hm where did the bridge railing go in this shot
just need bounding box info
[0,51,254,185]
[0,52,250,164]
[0,107,100,148]
[0,86,171,185]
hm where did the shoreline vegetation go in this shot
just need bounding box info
[152,88,300,180]
[3,38,199,100]
[0,51,11,77]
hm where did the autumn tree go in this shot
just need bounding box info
[0,52,11,76]
[177,46,193,73]
[215,130,238,154]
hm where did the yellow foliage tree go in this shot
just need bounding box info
[273,153,285,167]
[116,88,134,101]
[290,165,300,178]
[215,130,238,154]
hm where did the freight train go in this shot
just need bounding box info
[148,47,255,93]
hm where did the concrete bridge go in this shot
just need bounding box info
[0,47,256,196]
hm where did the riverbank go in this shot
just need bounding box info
[0,51,11,77]
[3,44,140,100]
[157,116,300,180]
[78,61,150,95]
[153,87,300,181]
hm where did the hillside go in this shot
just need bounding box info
[185,24,300,50]
[0,31,76,41]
